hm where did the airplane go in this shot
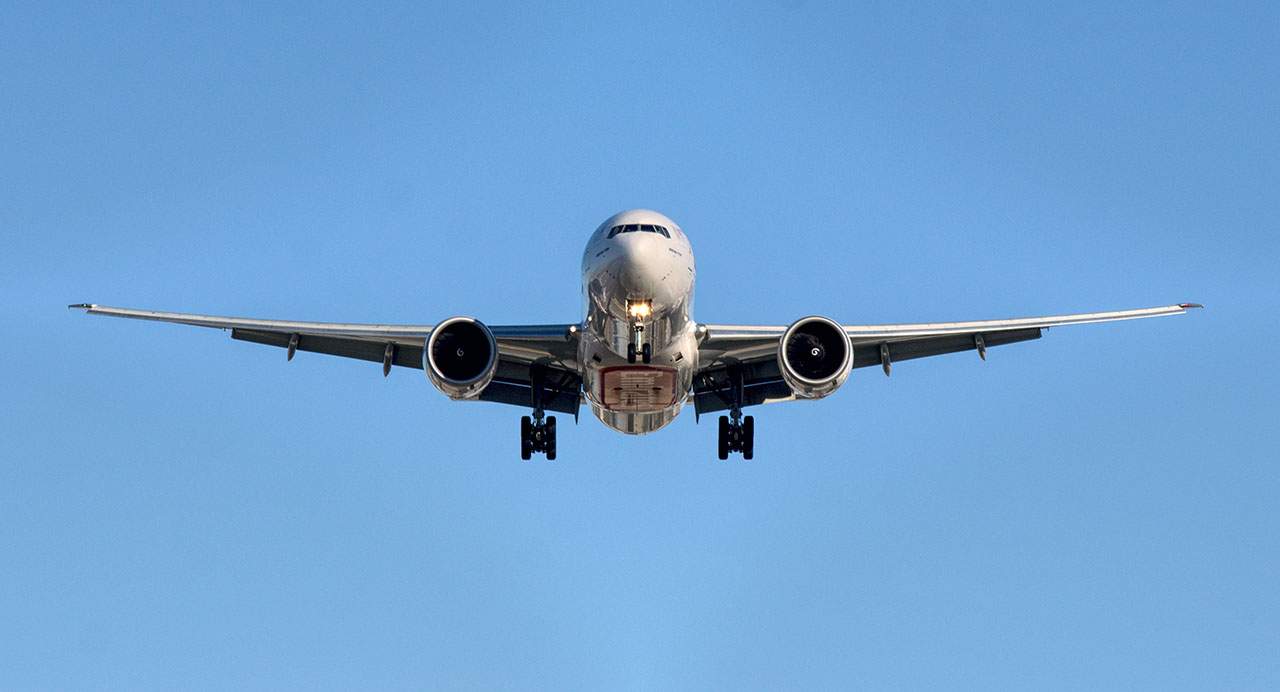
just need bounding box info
[72,209,1200,461]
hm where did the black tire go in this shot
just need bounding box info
[545,416,557,461]
[520,416,532,460]
[742,415,755,460]
[641,342,652,364]
[627,343,636,363]
[717,416,729,460]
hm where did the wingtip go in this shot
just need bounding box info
[68,303,95,310]
[1179,303,1204,310]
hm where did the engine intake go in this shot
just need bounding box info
[425,317,498,399]
[778,316,852,399]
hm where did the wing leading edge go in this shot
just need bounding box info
[70,304,436,341]
[71,304,582,413]
[700,303,1200,359]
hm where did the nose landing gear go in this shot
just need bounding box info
[627,324,652,364]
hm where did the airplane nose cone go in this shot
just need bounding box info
[611,236,664,289]
[606,233,690,308]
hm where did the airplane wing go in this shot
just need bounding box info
[692,303,1201,416]
[71,304,583,414]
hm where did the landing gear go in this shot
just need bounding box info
[714,365,754,460]
[628,342,653,364]
[717,413,754,460]
[521,413,556,461]
[627,324,651,364]
[520,364,558,461]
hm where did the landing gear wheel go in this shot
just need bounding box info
[717,416,729,460]
[627,343,637,364]
[520,416,533,461]
[716,411,756,460]
[545,416,557,460]
[641,342,652,364]
[520,413,557,461]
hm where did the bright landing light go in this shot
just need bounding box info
[627,300,652,319]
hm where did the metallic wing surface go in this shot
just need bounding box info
[70,304,583,415]
[692,303,1201,416]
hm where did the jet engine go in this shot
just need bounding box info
[778,316,852,399]
[424,317,498,399]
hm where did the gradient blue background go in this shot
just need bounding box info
[3,2,1277,688]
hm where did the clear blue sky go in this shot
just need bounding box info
[3,2,1277,688]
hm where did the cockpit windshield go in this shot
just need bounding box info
[607,223,671,239]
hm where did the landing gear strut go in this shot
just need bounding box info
[715,365,754,460]
[520,365,557,461]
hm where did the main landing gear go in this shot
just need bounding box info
[715,364,754,460]
[718,411,754,460]
[521,412,556,461]
[520,364,559,461]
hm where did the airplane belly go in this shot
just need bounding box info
[597,365,680,411]
[578,323,698,435]
[590,403,682,435]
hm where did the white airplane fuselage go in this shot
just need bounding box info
[579,209,698,434]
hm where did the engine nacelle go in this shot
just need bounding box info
[424,317,498,400]
[778,316,852,399]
